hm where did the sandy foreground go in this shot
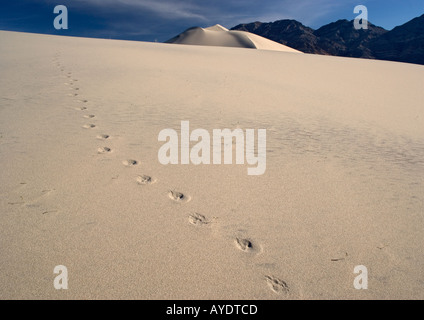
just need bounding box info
[0,30,423,300]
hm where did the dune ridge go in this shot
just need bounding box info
[165,24,302,52]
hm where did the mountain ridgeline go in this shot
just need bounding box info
[231,14,424,65]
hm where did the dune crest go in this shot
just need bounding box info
[165,24,302,52]
[204,24,229,32]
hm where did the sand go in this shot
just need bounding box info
[165,24,302,52]
[0,30,423,299]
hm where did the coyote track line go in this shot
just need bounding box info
[265,275,290,294]
[188,213,209,226]
[123,159,138,167]
[136,175,156,185]
[168,190,191,203]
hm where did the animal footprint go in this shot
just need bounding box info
[42,210,58,215]
[96,134,110,140]
[188,213,209,226]
[8,201,24,205]
[41,189,55,195]
[82,124,96,129]
[168,190,190,203]
[76,106,87,110]
[123,159,138,167]
[83,114,95,119]
[265,275,289,294]
[331,251,348,262]
[235,238,254,252]
[136,175,155,185]
[97,147,111,154]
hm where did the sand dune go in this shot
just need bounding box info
[166,24,302,52]
[0,30,423,299]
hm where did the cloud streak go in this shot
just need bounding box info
[5,0,416,41]
[42,0,367,40]
[66,0,357,25]
[70,0,208,21]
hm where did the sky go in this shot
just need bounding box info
[0,0,423,42]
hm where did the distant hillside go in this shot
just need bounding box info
[313,20,387,58]
[231,20,324,54]
[370,14,424,65]
[231,14,424,65]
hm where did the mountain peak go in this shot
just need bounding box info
[370,13,424,64]
[231,16,424,62]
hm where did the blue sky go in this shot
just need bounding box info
[1,0,423,42]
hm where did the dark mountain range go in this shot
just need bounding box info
[370,14,424,65]
[231,20,325,54]
[313,19,387,58]
[231,14,424,65]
